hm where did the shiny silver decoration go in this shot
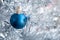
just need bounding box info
[0,0,60,40]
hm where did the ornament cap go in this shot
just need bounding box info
[16,6,22,14]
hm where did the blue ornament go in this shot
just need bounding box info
[10,13,28,29]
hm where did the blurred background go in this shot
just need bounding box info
[0,0,60,40]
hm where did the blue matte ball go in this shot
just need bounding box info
[10,13,27,29]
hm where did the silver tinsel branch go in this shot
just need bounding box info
[0,0,60,40]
